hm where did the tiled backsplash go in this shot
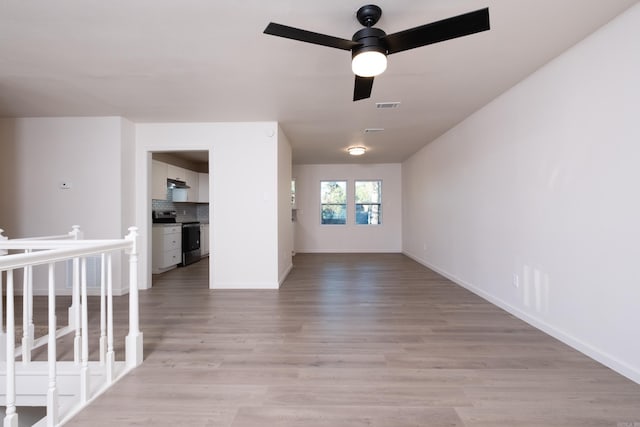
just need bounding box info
[152,191,209,223]
[197,203,209,222]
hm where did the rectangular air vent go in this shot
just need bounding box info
[376,102,401,109]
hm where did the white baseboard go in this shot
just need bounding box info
[279,263,293,287]
[210,281,279,290]
[294,249,403,254]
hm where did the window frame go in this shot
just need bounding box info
[354,180,382,225]
[320,180,348,225]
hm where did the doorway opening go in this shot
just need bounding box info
[149,150,211,288]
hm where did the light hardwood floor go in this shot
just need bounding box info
[55,253,640,426]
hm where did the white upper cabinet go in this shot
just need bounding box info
[158,161,206,203]
[151,160,168,200]
[166,164,199,202]
[184,168,199,202]
[167,164,186,181]
[198,173,209,203]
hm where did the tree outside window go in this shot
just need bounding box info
[321,181,347,224]
[355,180,382,225]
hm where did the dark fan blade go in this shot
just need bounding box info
[353,75,374,101]
[264,23,358,50]
[384,8,490,55]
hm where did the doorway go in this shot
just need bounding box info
[148,150,211,288]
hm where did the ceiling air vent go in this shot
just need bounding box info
[376,101,401,109]
[364,128,384,133]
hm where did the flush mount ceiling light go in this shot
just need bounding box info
[348,146,367,156]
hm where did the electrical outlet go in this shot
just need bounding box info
[513,273,519,288]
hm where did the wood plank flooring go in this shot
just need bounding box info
[54,253,640,426]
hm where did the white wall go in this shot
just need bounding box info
[135,122,285,289]
[277,126,293,284]
[293,163,402,253]
[402,4,640,383]
[0,116,133,295]
[120,118,136,237]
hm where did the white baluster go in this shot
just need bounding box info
[46,263,58,427]
[21,255,32,364]
[106,254,115,383]
[72,257,81,365]
[125,226,143,368]
[0,269,5,363]
[99,253,107,365]
[80,258,90,403]
[27,257,35,350]
[4,269,18,427]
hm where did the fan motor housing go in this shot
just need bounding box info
[351,27,387,58]
[356,4,383,27]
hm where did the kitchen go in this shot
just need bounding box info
[151,151,210,278]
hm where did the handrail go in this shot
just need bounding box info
[0,224,82,242]
[0,226,142,427]
[0,240,132,270]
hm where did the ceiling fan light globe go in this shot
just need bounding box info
[352,51,387,77]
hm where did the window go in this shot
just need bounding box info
[355,180,382,225]
[320,181,347,224]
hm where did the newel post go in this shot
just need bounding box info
[68,225,82,361]
[125,226,143,368]
[0,228,7,255]
[4,270,18,427]
[69,224,83,240]
[0,229,6,338]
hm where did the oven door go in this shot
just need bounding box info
[182,224,201,251]
[181,223,201,266]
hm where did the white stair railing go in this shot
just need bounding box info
[2,225,83,365]
[0,226,143,427]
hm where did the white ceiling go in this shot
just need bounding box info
[1,0,637,164]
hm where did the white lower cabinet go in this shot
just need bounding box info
[152,225,182,273]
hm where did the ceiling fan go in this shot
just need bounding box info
[264,5,490,101]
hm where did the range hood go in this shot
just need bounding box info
[167,178,190,189]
